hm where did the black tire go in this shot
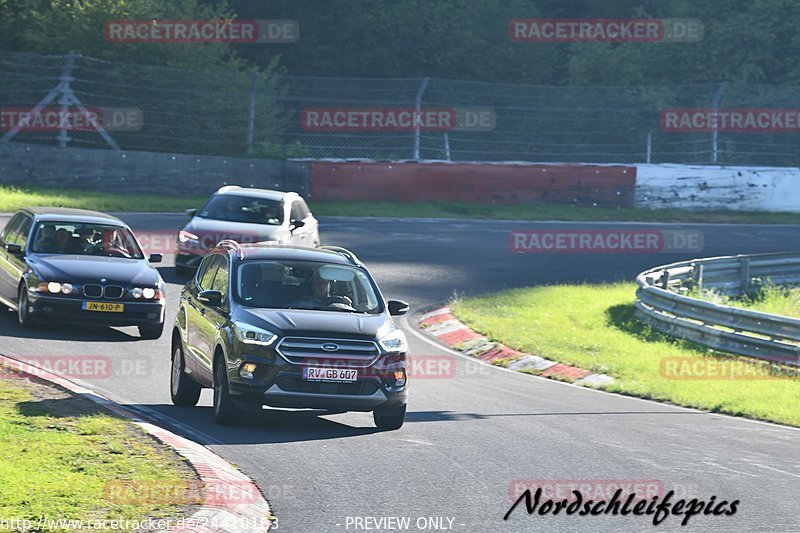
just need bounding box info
[170,343,201,407]
[17,285,34,328]
[213,358,240,425]
[373,404,406,431]
[138,322,164,339]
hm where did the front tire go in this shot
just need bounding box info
[139,322,164,339]
[373,404,406,431]
[17,285,34,328]
[171,343,201,407]
[213,358,240,425]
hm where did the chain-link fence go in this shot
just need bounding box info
[2,50,800,166]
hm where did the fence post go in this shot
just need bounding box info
[57,51,77,147]
[444,132,451,161]
[413,77,431,160]
[246,72,258,148]
[646,129,652,163]
[711,80,728,164]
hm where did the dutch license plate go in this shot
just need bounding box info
[303,367,358,382]
[82,301,124,313]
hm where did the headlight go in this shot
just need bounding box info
[132,287,161,300]
[378,328,408,353]
[234,322,277,346]
[35,282,74,295]
[179,230,198,243]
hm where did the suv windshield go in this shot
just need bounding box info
[236,260,381,314]
[31,222,144,259]
[199,195,283,225]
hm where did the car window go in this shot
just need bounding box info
[295,198,311,218]
[1,214,22,245]
[235,260,382,314]
[290,202,304,223]
[29,221,144,258]
[198,195,283,226]
[210,256,230,300]
[15,216,33,248]
[198,254,222,291]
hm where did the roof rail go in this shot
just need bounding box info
[319,245,361,265]
[216,185,241,194]
[216,239,244,258]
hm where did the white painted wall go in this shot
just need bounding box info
[635,164,800,211]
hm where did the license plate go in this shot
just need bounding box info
[82,301,124,313]
[302,367,358,382]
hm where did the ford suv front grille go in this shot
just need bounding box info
[276,337,380,367]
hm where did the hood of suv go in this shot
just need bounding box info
[183,217,284,245]
[236,307,393,340]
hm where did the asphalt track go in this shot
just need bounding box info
[1,214,799,533]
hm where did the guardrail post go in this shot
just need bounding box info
[661,270,671,289]
[740,257,751,295]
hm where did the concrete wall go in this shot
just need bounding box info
[636,164,800,211]
[0,142,310,197]
[3,142,800,212]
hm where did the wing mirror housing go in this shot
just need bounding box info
[387,299,410,316]
[198,290,223,307]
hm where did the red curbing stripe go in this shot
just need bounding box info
[539,364,591,380]
[421,312,456,325]
[437,328,483,346]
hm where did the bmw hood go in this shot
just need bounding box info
[28,254,161,286]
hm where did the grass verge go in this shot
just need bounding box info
[0,185,206,213]
[451,283,800,427]
[690,285,800,320]
[3,185,800,223]
[0,366,197,521]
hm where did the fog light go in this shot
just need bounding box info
[47,282,61,294]
[393,369,407,387]
[240,362,258,379]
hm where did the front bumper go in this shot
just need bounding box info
[27,292,165,326]
[228,363,408,412]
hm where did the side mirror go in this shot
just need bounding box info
[4,243,23,255]
[198,290,223,307]
[290,219,305,231]
[185,208,197,218]
[387,299,410,316]
[148,253,163,263]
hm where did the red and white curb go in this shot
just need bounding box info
[418,307,615,388]
[0,354,274,533]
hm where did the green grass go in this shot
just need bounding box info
[690,285,800,319]
[0,185,205,213]
[4,185,800,223]
[452,283,800,427]
[0,371,196,522]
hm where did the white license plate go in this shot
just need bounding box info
[302,367,358,382]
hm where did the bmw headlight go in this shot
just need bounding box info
[234,322,277,346]
[378,328,408,353]
[132,287,162,300]
[35,282,74,295]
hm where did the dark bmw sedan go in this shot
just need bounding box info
[0,208,166,338]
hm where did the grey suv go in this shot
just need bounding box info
[170,241,410,429]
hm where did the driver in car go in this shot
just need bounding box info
[289,274,352,309]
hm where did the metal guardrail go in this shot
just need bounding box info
[635,252,800,366]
